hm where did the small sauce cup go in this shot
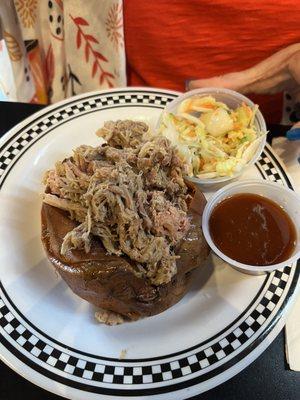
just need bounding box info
[202,180,300,275]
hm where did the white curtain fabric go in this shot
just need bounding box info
[0,0,126,103]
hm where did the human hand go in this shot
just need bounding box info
[187,43,300,139]
[187,43,300,99]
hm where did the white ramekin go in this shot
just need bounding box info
[202,180,300,275]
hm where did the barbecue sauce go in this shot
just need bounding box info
[209,194,297,266]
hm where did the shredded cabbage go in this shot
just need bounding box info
[159,97,266,179]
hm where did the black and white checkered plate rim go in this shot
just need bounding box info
[0,89,299,398]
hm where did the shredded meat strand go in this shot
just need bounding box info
[43,120,190,285]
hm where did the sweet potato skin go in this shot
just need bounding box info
[41,185,209,320]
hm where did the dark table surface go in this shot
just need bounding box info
[0,101,299,400]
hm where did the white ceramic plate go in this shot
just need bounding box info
[0,88,299,400]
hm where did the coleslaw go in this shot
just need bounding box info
[159,95,266,179]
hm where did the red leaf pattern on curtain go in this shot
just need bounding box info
[94,51,108,62]
[85,35,99,44]
[92,61,97,78]
[85,43,89,62]
[70,14,115,87]
[73,17,89,26]
[76,30,82,49]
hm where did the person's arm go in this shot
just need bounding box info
[187,43,300,101]
[187,43,300,139]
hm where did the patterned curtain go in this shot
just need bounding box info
[0,0,126,104]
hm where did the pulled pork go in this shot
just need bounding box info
[43,120,190,285]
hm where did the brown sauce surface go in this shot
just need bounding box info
[209,193,297,266]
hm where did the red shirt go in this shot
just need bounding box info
[124,0,300,123]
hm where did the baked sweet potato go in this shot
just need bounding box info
[41,184,209,321]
